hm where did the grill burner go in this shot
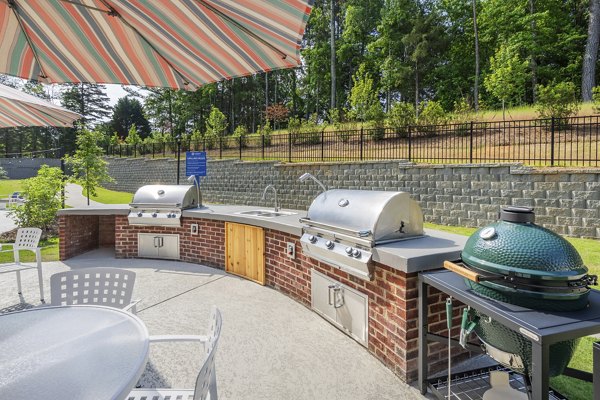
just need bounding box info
[128,185,200,227]
[300,189,424,280]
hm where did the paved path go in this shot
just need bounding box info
[64,183,103,207]
[0,250,427,400]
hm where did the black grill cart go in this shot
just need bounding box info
[418,270,600,400]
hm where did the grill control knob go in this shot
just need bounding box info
[152,213,157,218]
[352,249,361,258]
[325,240,334,249]
[137,212,142,217]
[308,235,317,244]
[345,247,353,255]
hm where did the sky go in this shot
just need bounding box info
[104,84,129,106]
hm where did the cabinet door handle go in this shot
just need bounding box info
[153,237,159,248]
[333,286,344,309]
[159,237,164,247]
[328,284,335,306]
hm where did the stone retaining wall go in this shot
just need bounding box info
[0,158,61,179]
[105,157,600,238]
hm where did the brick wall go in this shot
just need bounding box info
[58,215,100,260]
[60,213,469,381]
[105,158,600,238]
[114,216,225,269]
[263,227,467,382]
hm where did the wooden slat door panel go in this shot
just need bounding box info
[225,222,265,285]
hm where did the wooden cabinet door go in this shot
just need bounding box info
[225,223,265,285]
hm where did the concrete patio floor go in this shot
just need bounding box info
[0,249,429,400]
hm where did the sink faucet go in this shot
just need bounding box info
[262,185,279,212]
[298,173,327,195]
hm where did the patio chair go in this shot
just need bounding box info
[50,267,140,313]
[0,227,44,302]
[127,306,223,400]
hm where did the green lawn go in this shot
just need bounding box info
[0,179,24,198]
[89,186,133,204]
[0,237,59,262]
[426,222,598,400]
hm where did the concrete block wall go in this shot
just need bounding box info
[0,158,61,179]
[105,157,600,238]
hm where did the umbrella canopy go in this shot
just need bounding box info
[0,0,313,90]
[0,83,81,128]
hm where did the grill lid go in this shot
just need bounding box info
[461,207,588,281]
[130,185,200,209]
[302,189,423,243]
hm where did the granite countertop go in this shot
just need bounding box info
[58,203,467,273]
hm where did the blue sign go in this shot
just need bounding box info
[186,151,207,177]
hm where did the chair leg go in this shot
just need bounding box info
[36,250,44,302]
[37,266,44,303]
[209,370,218,400]
[16,270,22,295]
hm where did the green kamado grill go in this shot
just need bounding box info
[445,206,597,377]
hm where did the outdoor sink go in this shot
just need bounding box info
[236,210,296,218]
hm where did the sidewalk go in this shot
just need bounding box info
[0,249,428,400]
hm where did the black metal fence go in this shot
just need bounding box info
[105,115,600,167]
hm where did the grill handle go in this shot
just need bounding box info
[299,218,372,238]
[129,202,182,208]
[444,260,482,283]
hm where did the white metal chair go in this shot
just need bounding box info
[127,306,223,400]
[0,227,44,302]
[50,267,140,313]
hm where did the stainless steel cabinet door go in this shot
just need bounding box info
[138,233,180,260]
[311,269,368,347]
[157,234,180,260]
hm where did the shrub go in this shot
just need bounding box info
[329,108,350,142]
[257,121,272,147]
[288,116,302,144]
[205,106,228,149]
[0,166,8,180]
[592,86,600,114]
[452,98,476,136]
[299,113,322,145]
[417,101,447,136]
[9,165,64,232]
[536,82,580,125]
[233,125,248,148]
[368,104,386,141]
[387,101,416,137]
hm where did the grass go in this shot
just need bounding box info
[0,237,59,262]
[0,179,24,198]
[426,222,598,400]
[89,186,133,204]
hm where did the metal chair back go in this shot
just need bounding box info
[50,267,136,310]
[194,306,222,400]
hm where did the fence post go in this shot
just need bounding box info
[261,134,265,160]
[134,144,137,158]
[288,131,292,162]
[151,143,155,158]
[550,117,555,166]
[407,125,412,161]
[321,129,325,161]
[219,136,223,159]
[239,136,242,160]
[119,145,122,158]
[163,142,166,157]
[469,121,474,163]
[360,127,364,161]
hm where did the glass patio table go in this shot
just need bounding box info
[0,305,150,400]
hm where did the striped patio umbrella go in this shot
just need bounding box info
[0,83,81,127]
[0,0,313,90]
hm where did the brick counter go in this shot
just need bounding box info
[59,213,467,382]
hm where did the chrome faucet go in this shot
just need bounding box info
[298,173,327,195]
[262,184,279,212]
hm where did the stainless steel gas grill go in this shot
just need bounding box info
[128,185,201,227]
[300,189,424,280]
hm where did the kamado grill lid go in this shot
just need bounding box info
[461,207,588,281]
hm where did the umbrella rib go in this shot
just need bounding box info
[6,0,49,80]
[75,0,198,88]
[194,0,290,60]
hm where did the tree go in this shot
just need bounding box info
[60,83,112,127]
[484,43,529,119]
[64,129,114,205]
[536,81,580,120]
[110,97,151,140]
[9,165,64,232]
[582,0,600,101]
[329,0,337,109]
[348,68,379,122]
